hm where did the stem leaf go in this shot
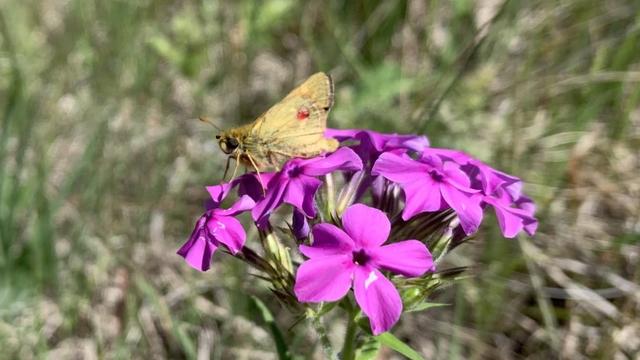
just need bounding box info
[376,332,425,360]
[406,302,449,313]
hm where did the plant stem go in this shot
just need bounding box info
[310,309,336,359]
[341,305,359,360]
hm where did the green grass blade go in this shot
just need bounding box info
[251,296,292,360]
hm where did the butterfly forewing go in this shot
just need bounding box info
[281,72,334,110]
[245,73,338,168]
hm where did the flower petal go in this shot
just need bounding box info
[420,152,444,169]
[480,166,509,194]
[283,176,322,217]
[206,182,232,206]
[516,195,538,236]
[372,152,428,183]
[325,128,360,141]
[392,135,430,152]
[236,172,276,202]
[492,204,524,238]
[400,179,444,220]
[515,195,536,216]
[216,195,255,216]
[300,223,355,258]
[300,147,363,176]
[428,148,470,164]
[484,197,537,238]
[177,231,217,271]
[440,185,483,235]
[494,169,522,199]
[353,266,402,335]
[371,240,435,277]
[341,204,390,248]
[251,174,288,222]
[523,217,538,236]
[208,215,246,254]
[294,255,354,302]
[357,130,387,152]
[442,161,472,189]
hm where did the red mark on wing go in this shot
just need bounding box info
[296,106,310,121]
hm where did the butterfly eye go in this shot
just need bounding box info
[227,138,239,149]
[219,138,239,154]
[296,107,310,120]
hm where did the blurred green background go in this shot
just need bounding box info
[1,0,639,358]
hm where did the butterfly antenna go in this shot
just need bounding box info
[198,116,223,131]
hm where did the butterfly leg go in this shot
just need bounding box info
[245,152,266,195]
[222,156,232,181]
[230,152,241,180]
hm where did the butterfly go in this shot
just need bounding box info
[208,72,339,182]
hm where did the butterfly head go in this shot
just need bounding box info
[216,134,240,155]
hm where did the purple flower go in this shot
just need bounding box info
[426,148,538,237]
[514,195,538,235]
[326,129,429,204]
[294,204,434,335]
[482,189,537,238]
[459,156,537,238]
[177,184,255,271]
[235,172,276,202]
[426,148,520,196]
[327,128,429,165]
[251,147,363,223]
[372,151,483,235]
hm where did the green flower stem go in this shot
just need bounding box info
[309,308,335,359]
[341,301,359,360]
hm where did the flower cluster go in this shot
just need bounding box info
[177,129,537,336]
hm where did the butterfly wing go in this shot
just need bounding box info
[245,73,338,168]
[281,72,334,110]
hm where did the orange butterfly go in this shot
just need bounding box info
[208,72,339,181]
